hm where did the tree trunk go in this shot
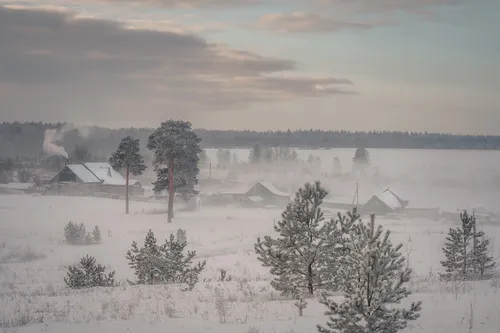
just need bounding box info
[307,263,314,295]
[125,166,129,215]
[168,155,174,223]
[472,214,477,275]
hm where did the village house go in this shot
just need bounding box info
[219,180,292,208]
[49,162,143,196]
[362,187,409,215]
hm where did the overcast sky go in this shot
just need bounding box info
[0,0,499,133]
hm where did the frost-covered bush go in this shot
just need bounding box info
[64,221,102,245]
[126,229,206,289]
[64,255,116,289]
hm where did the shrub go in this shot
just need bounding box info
[64,255,116,289]
[64,222,102,245]
[92,226,102,243]
[126,229,206,289]
[64,221,86,245]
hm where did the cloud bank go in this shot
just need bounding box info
[0,5,353,125]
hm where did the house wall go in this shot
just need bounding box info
[362,196,394,215]
[50,167,79,183]
[246,183,290,206]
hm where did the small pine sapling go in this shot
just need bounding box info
[317,214,422,333]
[92,226,102,243]
[255,181,361,297]
[64,221,87,245]
[473,234,496,279]
[126,229,206,288]
[126,229,163,284]
[64,255,116,289]
[85,233,93,245]
[440,210,495,281]
[219,269,227,282]
[294,296,308,317]
[176,228,187,244]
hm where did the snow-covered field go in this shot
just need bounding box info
[1,191,500,333]
[2,148,500,333]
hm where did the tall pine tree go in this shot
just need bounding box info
[109,136,146,214]
[255,181,361,297]
[318,214,422,333]
[147,120,201,223]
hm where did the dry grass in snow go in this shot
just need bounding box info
[1,192,500,333]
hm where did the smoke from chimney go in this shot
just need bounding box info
[43,128,68,158]
[42,124,92,158]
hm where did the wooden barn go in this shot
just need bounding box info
[362,187,409,215]
[49,162,143,195]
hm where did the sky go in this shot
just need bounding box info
[0,0,499,134]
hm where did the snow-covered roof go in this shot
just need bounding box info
[0,182,34,190]
[55,162,135,186]
[66,164,101,183]
[219,183,253,195]
[373,188,408,210]
[83,162,126,185]
[258,181,291,197]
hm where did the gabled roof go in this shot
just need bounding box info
[65,164,101,183]
[219,180,291,197]
[257,181,291,197]
[53,162,133,185]
[83,162,126,185]
[373,187,409,210]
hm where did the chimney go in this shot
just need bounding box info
[65,158,69,165]
[108,167,112,177]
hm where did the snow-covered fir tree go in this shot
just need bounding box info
[352,148,370,176]
[109,136,146,215]
[255,181,361,297]
[126,229,206,288]
[318,214,422,333]
[147,120,201,222]
[473,234,496,278]
[441,210,496,280]
[92,225,101,243]
[64,255,115,289]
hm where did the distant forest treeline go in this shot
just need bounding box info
[1,122,500,159]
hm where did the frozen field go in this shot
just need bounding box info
[1,191,500,333]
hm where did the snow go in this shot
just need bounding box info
[377,189,405,210]
[83,162,127,186]
[258,181,290,197]
[0,182,34,190]
[60,163,133,186]
[65,164,101,183]
[3,148,500,333]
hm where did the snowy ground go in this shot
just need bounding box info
[1,192,500,333]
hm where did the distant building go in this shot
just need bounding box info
[220,180,291,207]
[0,182,36,194]
[49,162,143,195]
[363,187,409,215]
